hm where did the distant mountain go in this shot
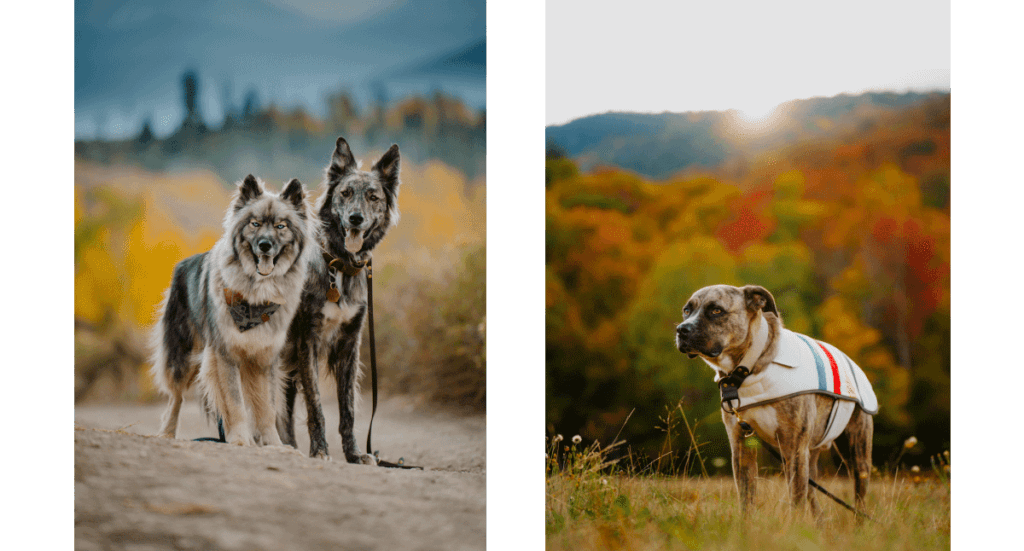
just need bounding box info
[384,39,486,82]
[546,91,949,179]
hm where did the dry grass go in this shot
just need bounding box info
[546,436,950,550]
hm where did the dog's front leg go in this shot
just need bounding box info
[300,339,329,459]
[333,338,375,465]
[723,412,757,511]
[239,360,284,447]
[204,349,255,446]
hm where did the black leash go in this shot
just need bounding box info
[365,258,422,470]
[193,417,226,443]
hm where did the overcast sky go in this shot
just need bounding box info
[546,0,950,126]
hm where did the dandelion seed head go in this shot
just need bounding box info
[904,436,918,448]
[554,434,563,443]
[572,435,582,444]
[911,465,920,473]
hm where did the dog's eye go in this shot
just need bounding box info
[368,194,379,202]
[275,223,286,230]
[710,307,723,315]
[340,188,352,198]
[251,221,260,228]
[683,307,691,316]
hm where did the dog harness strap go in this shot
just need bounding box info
[222,288,280,332]
[718,366,750,413]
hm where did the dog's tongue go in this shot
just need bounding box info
[345,229,364,253]
[257,254,274,276]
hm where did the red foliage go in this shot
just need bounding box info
[716,188,776,252]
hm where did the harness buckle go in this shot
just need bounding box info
[717,365,756,438]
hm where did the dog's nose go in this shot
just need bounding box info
[348,213,364,226]
[676,323,692,336]
[258,239,272,253]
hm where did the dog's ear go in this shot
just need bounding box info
[280,178,306,218]
[742,285,778,316]
[329,137,357,179]
[372,144,401,195]
[234,175,264,211]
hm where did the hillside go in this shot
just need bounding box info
[545,91,948,179]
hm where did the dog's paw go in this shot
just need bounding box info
[346,452,378,465]
[268,445,304,456]
[227,433,255,446]
[311,449,331,461]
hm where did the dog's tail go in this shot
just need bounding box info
[149,261,201,396]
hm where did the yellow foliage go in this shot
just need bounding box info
[819,295,884,355]
[74,186,86,226]
[124,219,185,326]
[861,164,921,215]
[821,201,863,250]
[818,294,909,423]
[774,170,805,199]
[831,259,872,302]
[75,162,233,331]
[383,160,485,255]
[75,242,122,325]
[739,242,776,265]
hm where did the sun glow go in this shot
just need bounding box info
[732,101,786,135]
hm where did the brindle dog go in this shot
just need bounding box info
[674,284,873,516]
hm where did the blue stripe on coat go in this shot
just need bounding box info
[796,334,828,391]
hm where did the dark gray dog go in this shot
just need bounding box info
[675,284,876,515]
[277,137,401,463]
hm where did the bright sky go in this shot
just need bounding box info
[546,0,950,126]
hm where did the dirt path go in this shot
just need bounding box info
[74,396,485,550]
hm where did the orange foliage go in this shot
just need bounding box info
[546,97,950,451]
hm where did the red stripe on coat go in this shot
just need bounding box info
[815,340,839,393]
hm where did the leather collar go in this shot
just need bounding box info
[322,250,367,277]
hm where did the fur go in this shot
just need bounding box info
[277,137,402,463]
[676,284,874,517]
[149,175,314,446]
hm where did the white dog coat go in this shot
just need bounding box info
[712,325,878,449]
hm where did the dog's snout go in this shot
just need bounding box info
[258,238,273,253]
[348,212,364,226]
[677,323,693,336]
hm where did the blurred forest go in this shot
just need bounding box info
[77,71,486,183]
[546,93,949,470]
[74,71,486,412]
